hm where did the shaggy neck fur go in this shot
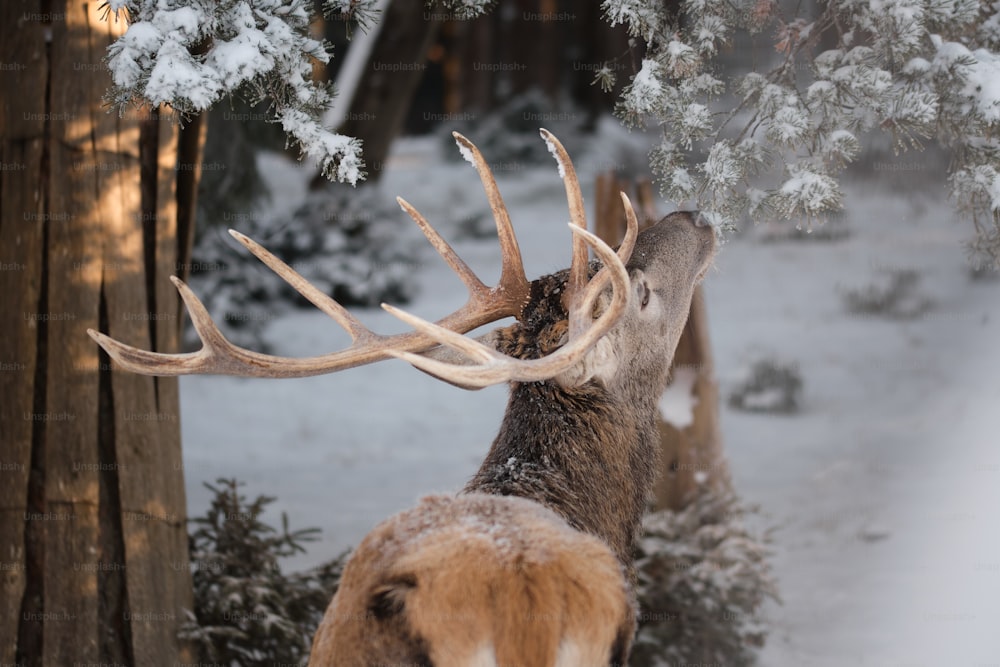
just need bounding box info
[459,265,679,569]
[463,380,660,568]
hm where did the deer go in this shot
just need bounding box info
[89,130,718,667]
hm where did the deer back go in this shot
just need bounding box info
[308,494,634,667]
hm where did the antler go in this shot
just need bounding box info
[383,131,639,388]
[87,131,638,385]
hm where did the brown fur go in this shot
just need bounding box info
[309,494,633,667]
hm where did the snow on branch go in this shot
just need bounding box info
[103,0,499,185]
[435,0,496,20]
[280,108,363,184]
[602,0,1000,260]
[103,0,364,184]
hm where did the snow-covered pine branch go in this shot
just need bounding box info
[102,0,498,185]
[602,0,1000,263]
[103,0,364,184]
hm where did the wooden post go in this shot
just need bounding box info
[593,173,730,512]
[652,287,730,510]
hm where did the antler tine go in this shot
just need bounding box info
[384,223,630,388]
[87,275,219,376]
[453,132,531,315]
[229,230,372,341]
[539,128,590,339]
[396,197,490,302]
[568,192,641,329]
[618,192,638,265]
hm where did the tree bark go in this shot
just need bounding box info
[449,11,496,113]
[506,0,562,100]
[594,173,730,512]
[1,2,196,664]
[571,1,633,128]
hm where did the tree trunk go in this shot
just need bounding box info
[594,173,730,512]
[1,2,196,664]
[505,0,562,100]
[449,11,496,113]
[571,1,633,128]
[311,0,443,187]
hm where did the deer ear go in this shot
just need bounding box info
[368,577,416,621]
[555,269,646,389]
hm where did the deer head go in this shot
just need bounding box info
[448,208,716,571]
[88,130,718,667]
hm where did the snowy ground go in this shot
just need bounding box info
[179,124,1000,665]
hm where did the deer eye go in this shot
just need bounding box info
[639,282,651,309]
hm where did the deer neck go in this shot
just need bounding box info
[462,380,660,567]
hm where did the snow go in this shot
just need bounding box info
[106,0,361,184]
[902,56,930,76]
[179,125,1000,664]
[109,22,161,87]
[206,37,274,92]
[665,39,697,75]
[740,386,787,412]
[437,0,495,20]
[280,109,363,185]
[966,48,1000,123]
[822,129,860,163]
[928,37,1000,121]
[600,0,662,40]
[988,168,1000,212]
[779,169,841,214]
[679,102,712,139]
[703,141,740,190]
[622,58,664,116]
[670,167,696,198]
[868,0,925,54]
[805,79,835,105]
[145,39,221,108]
[693,14,727,54]
[769,105,809,145]
[659,366,698,429]
[541,132,566,178]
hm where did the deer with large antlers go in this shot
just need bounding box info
[90,130,717,667]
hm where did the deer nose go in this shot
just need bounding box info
[692,211,711,228]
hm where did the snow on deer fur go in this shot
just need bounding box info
[308,494,634,667]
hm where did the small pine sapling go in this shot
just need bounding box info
[631,491,780,667]
[180,479,347,666]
